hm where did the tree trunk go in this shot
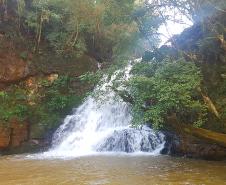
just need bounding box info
[167,115,226,148]
[198,87,220,119]
[71,21,79,47]
[64,20,79,51]
[34,11,43,52]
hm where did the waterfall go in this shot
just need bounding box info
[42,61,165,158]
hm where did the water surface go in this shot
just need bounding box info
[0,155,226,185]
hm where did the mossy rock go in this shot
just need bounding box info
[30,124,48,139]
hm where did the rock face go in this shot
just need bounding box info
[164,131,226,160]
[0,53,30,83]
[0,120,29,150]
[10,120,29,147]
[162,116,226,160]
[0,127,11,149]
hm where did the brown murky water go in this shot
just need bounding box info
[0,155,226,185]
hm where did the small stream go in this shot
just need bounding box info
[0,155,226,185]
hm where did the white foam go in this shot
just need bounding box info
[34,60,165,159]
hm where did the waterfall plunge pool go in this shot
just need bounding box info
[0,155,226,185]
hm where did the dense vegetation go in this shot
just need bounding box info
[0,75,84,137]
[129,8,226,132]
[0,0,142,136]
[1,0,226,143]
[5,0,141,60]
[128,58,206,129]
[88,0,226,133]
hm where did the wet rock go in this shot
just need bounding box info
[96,127,165,153]
[0,120,29,150]
[0,127,11,149]
[164,131,226,160]
[10,120,29,147]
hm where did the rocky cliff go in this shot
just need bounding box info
[0,20,98,154]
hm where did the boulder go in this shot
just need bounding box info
[164,131,226,160]
[164,116,226,160]
[96,127,165,153]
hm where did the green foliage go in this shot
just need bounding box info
[29,76,84,130]
[20,51,29,60]
[80,71,103,86]
[0,75,83,131]
[0,87,29,123]
[14,0,141,58]
[145,0,226,23]
[100,0,135,25]
[127,59,207,129]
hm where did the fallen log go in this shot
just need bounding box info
[167,115,226,148]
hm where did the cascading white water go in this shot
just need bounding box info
[42,61,165,158]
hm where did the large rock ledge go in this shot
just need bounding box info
[163,131,226,160]
[163,116,226,160]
